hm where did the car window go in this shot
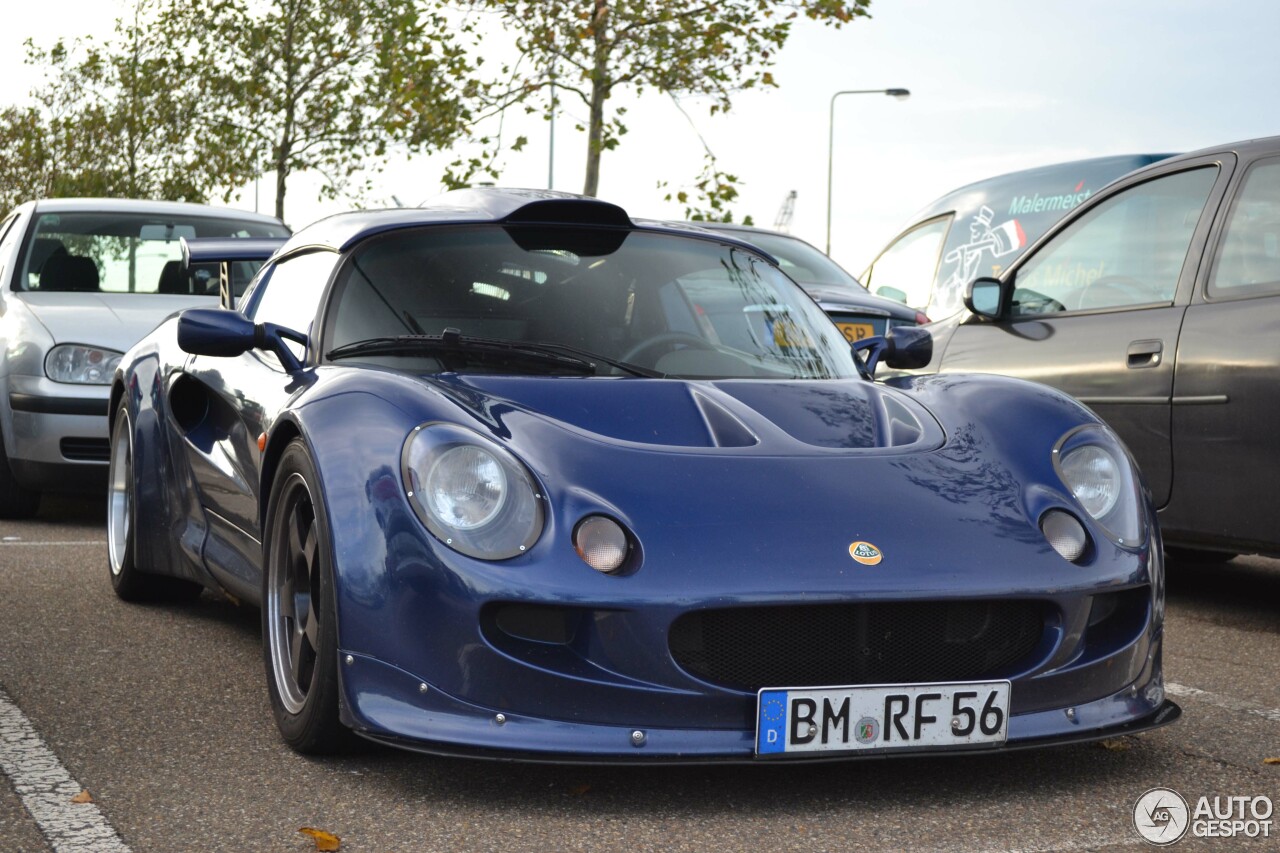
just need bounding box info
[15,211,288,295]
[325,225,862,380]
[1208,158,1280,299]
[727,231,865,290]
[861,216,950,312]
[1011,167,1218,317]
[249,250,338,361]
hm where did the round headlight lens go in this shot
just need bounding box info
[403,424,543,560]
[1054,426,1143,546]
[424,446,507,530]
[45,344,123,385]
[1059,444,1120,518]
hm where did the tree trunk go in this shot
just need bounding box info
[274,145,289,222]
[582,0,609,197]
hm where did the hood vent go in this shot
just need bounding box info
[692,391,758,448]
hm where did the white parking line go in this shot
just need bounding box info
[0,541,107,547]
[1166,682,1280,723]
[0,686,130,852]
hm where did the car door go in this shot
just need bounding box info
[177,250,338,597]
[936,156,1235,508]
[1163,153,1280,549]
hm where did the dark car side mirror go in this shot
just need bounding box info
[964,276,1011,320]
[177,307,307,372]
[883,325,933,370]
[852,325,933,375]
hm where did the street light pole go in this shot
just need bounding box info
[825,88,910,255]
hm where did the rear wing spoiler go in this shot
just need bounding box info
[181,237,287,310]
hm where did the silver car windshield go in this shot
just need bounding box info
[326,225,863,380]
[17,211,288,295]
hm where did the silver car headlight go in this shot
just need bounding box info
[1053,425,1143,546]
[402,423,544,560]
[45,344,123,385]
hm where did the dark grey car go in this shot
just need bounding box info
[682,222,929,341]
[921,136,1280,560]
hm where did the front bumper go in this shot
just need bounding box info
[4,376,109,490]
[341,638,1177,763]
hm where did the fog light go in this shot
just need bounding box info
[574,516,628,573]
[1042,510,1088,562]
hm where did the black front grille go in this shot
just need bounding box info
[669,600,1045,691]
[60,438,109,462]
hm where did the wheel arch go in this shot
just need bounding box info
[259,416,304,534]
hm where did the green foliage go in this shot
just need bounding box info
[159,0,482,221]
[0,0,210,211]
[456,0,871,207]
[660,152,754,224]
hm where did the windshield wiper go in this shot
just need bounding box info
[526,340,665,378]
[327,329,599,374]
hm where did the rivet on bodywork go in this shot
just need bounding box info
[1065,707,1076,721]
[419,683,429,694]
[344,655,354,666]
[631,730,646,746]
[495,713,507,725]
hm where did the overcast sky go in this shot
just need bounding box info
[3,1,1279,271]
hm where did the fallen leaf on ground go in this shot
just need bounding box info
[299,827,341,851]
[70,790,93,804]
[570,783,592,796]
[1264,757,1280,765]
[1100,738,1132,751]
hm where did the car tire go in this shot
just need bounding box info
[262,439,351,754]
[0,428,40,518]
[107,402,203,603]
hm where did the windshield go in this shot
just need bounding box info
[728,230,867,291]
[325,225,863,380]
[16,211,289,295]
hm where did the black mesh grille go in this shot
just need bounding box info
[60,438,109,462]
[669,600,1045,691]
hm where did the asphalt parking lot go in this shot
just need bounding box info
[1,495,1276,852]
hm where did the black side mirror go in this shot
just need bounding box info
[964,276,1011,320]
[883,325,933,370]
[177,307,307,372]
[852,325,933,375]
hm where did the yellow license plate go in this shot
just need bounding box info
[837,322,875,342]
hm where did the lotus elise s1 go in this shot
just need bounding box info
[107,188,1179,761]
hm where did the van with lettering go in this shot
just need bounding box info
[860,154,1175,318]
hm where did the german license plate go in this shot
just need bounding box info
[836,321,876,342]
[755,681,1010,756]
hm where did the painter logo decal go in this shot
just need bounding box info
[848,541,883,565]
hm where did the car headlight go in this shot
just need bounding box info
[402,423,544,560]
[45,344,123,385]
[1053,425,1143,546]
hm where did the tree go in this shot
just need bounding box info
[158,0,482,222]
[0,0,210,210]
[457,0,872,199]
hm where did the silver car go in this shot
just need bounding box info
[0,198,288,517]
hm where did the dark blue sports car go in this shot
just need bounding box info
[107,189,1178,761]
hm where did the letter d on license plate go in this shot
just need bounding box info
[756,681,1010,756]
